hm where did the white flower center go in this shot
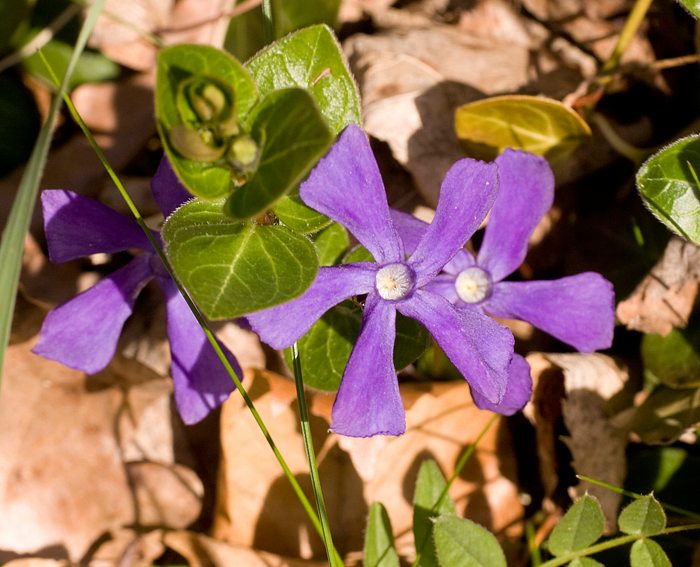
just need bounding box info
[455,266,492,303]
[375,263,414,300]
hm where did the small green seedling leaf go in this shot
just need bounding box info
[547,494,605,556]
[225,88,333,219]
[636,135,700,244]
[413,459,457,567]
[630,539,672,567]
[618,495,666,536]
[162,199,318,319]
[677,0,700,19]
[433,516,506,567]
[455,94,591,162]
[641,321,700,389]
[364,502,400,567]
[314,223,349,266]
[156,44,258,200]
[274,194,333,234]
[247,24,361,135]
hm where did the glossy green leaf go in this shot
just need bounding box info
[677,0,700,19]
[343,244,374,263]
[569,558,604,567]
[547,494,604,556]
[364,502,399,567]
[156,44,257,200]
[225,88,333,219]
[23,40,120,90]
[630,539,672,567]
[274,194,332,234]
[247,24,361,134]
[455,94,591,162]
[636,135,700,244]
[625,385,700,444]
[314,223,349,266]
[433,516,506,567]
[413,459,457,567]
[641,322,700,388]
[0,73,40,176]
[162,199,318,319]
[618,495,666,536]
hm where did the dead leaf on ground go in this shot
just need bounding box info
[524,352,632,530]
[617,237,700,336]
[214,369,523,565]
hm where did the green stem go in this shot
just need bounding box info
[40,55,327,545]
[412,413,499,567]
[539,523,700,567]
[601,0,654,74]
[291,342,343,567]
[262,0,274,44]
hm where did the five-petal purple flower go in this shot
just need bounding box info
[247,124,522,437]
[33,158,240,424]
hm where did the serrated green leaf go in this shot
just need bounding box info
[314,223,349,266]
[636,135,700,244]
[247,24,361,134]
[364,502,400,567]
[547,495,604,556]
[618,495,666,536]
[630,539,672,567]
[569,558,604,567]
[432,516,506,567]
[677,0,700,19]
[155,44,257,200]
[225,88,333,219]
[162,199,318,319]
[642,319,700,388]
[274,194,332,234]
[413,460,457,567]
[23,40,120,90]
[455,95,591,162]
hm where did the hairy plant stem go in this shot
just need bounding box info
[601,0,654,74]
[411,413,499,567]
[40,55,328,545]
[291,342,344,567]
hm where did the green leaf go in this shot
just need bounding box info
[162,199,318,319]
[630,539,672,567]
[618,495,666,536]
[413,459,457,567]
[364,502,400,567]
[624,385,700,444]
[247,24,361,134]
[568,559,604,567]
[225,88,333,219]
[432,516,506,567]
[343,244,374,263]
[155,44,257,200]
[395,315,430,370]
[0,0,33,53]
[454,94,591,162]
[23,40,120,90]
[677,0,700,19]
[0,72,40,176]
[274,194,332,234]
[547,494,604,556]
[636,135,700,244]
[314,223,349,266]
[641,321,700,389]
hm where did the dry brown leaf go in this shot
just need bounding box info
[525,352,631,529]
[214,369,523,564]
[162,0,236,48]
[83,528,166,567]
[617,237,700,336]
[3,561,69,567]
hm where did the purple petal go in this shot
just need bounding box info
[32,255,153,373]
[486,273,615,352]
[390,209,427,256]
[300,125,402,264]
[246,263,376,349]
[477,149,554,281]
[470,354,532,415]
[443,249,476,275]
[159,278,237,424]
[409,159,498,285]
[424,274,460,304]
[151,156,192,218]
[331,292,404,437]
[41,190,152,262]
[397,289,513,404]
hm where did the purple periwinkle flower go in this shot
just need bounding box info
[392,149,615,375]
[247,124,523,437]
[33,158,240,424]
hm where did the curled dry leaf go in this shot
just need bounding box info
[213,369,522,564]
[524,352,632,529]
[617,237,700,336]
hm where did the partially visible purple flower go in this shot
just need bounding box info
[392,149,615,366]
[247,124,523,437]
[33,158,240,424]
